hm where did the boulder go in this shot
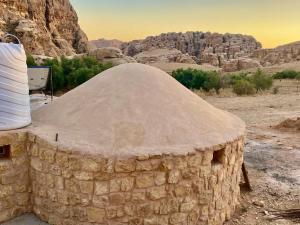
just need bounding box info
[222,58,262,72]
[88,47,136,65]
[134,48,196,64]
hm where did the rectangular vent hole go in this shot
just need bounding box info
[212,148,225,164]
[0,145,11,159]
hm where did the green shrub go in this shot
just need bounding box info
[233,80,255,95]
[203,71,222,94]
[26,55,37,66]
[252,69,273,92]
[222,72,252,88]
[172,68,222,93]
[40,56,113,92]
[273,70,300,79]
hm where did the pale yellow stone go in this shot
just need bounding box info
[170,212,187,224]
[147,186,166,200]
[87,207,105,223]
[168,170,180,184]
[115,159,136,172]
[94,181,109,195]
[74,171,93,181]
[136,173,154,188]
[30,158,43,172]
[81,158,100,172]
[79,181,94,194]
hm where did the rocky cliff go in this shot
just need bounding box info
[121,32,262,66]
[0,0,88,57]
[252,41,300,66]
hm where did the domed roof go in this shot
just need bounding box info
[31,63,245,157]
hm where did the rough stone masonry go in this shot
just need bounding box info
[0,130,244,225]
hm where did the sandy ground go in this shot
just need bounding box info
[3,81,300,225]
[203,80,300,225]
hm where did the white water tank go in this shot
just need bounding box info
[0,34,31,130]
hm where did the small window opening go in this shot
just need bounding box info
[212,148,225,164]
[0,145,11,159]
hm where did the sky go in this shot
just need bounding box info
[70,0,300,48]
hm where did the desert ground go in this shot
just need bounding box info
[3,80,300,225]
[204,80,300,225]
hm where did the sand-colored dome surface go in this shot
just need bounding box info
[31,63,245,157]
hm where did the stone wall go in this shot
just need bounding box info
[0,131,245,225]
[0,131,31,222]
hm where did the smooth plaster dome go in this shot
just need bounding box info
[32,63,245,157]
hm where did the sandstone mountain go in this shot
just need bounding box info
[252,41,300,66]
[121,32,262,66]
[89,38,123,49]
[0,0,88,57]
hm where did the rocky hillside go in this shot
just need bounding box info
[121,32,262,66]
[0,0,88,57]
[252,41,300,66]
[89,38,123,49]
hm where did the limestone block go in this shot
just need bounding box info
[136,173,154,188]
[154,172,166,186]
[131,190,146,202]
[170,212,187,224]
[81,158,100,172]
[74,171,94,181]
[115,159,136,172]
[92,195,109,208]
[202,152,213,165]
[10,143,25,157]
[136,160,152,171]
[168,170,181,184]
[147,186,166,200]
[79,181,94,194]
[30,158,43,172]
[87,207,105,223]
[94,181,109,195]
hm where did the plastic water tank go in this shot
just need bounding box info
[0,34,31,130]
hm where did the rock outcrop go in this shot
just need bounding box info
[0,0,89,57]
[121,32,262,65]
[88,47,136,65]
[89,38,123,49]
[134,48,196,64]
[252,41,300,66]
[223,58,262,72]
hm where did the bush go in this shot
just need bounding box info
[273,70,300,79]
[26,55,37,66]
[203,71,222,94]
[252,69,273,92]
[172,69,222,93]
[29,56,113,92]
[233,80,255,95]
[222,72,252,89]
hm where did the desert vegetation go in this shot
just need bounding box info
[27,55,113,92]
[172,68,273,95]
[273,70,300,80]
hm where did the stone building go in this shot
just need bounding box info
[0,63,245,225]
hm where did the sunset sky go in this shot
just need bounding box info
[70,0,300,48]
